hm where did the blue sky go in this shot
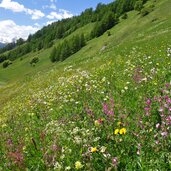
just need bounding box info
[0,0,113,43]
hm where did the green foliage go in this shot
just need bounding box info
[30,57,39,66]
[0,0,149,62]
[107,31,111,36]
[141,8,149,16]
[91,12,118,38]
[0,54,7,63]
[2,60,12,68]
[122,13,128,19]
[50,47,57,62]
[134,0,144,11]
[1,0,171,170]
[50,34,86,62]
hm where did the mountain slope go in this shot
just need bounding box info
[0,42,5,48]
[0,0,171,170]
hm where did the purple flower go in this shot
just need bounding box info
[161,132,168,137]
[144,107,150,111]
[51,144,57,151]
[146,99,151,105]
[103,103,108,114]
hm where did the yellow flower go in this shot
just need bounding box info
[114,129,119,135]
[91,147,97,153]
[119,128,126,135]
[149,128,153,132]
[117,122,122,126]
[75,161,83,170]
[2,123,7,128]
[94,120,100,127]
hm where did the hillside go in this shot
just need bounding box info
[0,42,5,48]
[0,0,171,170]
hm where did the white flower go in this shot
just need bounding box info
[100,146,107,153]
[65,166,71,170]
[124,86,128,90]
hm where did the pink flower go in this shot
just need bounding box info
[146,99,151,105]
[167,98,171,104]
[144,107,150,111]
[158,107,164,112]
[156,123,160,129]
[112,157,118,167]
[161,132,168,137]
[103,103,108,114]
[108,110,114,116]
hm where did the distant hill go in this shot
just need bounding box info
[0,42,5,48]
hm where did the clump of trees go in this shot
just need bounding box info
[50,34,86,62]
[30,57,39,66]
[0,0,149,64]
[2,60,12,68]
[91,12,118,38]
[122,13,128,19]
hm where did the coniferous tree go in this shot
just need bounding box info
[50,47,57,62]
[134,0,143,11]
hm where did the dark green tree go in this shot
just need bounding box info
[50,47,57,62]
[134,0,143,11]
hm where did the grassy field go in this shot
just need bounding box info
[0,0,171,170]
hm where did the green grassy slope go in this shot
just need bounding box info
[0,0,171,170]
[0,23,94,84]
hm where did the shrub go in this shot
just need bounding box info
[122,13,128,19]
[2,60,12,68]
[134,0,143,11]
[107,31,111,36]
[141,8,149,17]
[30,57,39,66]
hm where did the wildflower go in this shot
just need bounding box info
[95,118,104,127]
[51,144,57,151]
[149,128,153,132]
[65,166,71,170]
[161,132,168,137]
[100,146,106,153]
[114,129,119,135]
[2,123,7,128]
[117,122,122,126]
[91,147,97,153]
[94,120,100,127]
[159,107,163,112]
[124,86,128,90]
[156,123,160,129]
[112,157,118,167]
[75,161,83,170]
[146,98,151,105]
[119,128,126,135]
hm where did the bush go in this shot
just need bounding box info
[134,0,143,11]
[30,57,39,66]
[122,13,128,19]
[107,31,111,36]
[141,8,149,17]
[2,60,12,68]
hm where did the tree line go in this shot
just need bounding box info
[50,34,86,62]
[1,0,148,66]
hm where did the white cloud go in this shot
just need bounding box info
[0,0,25,12]
[43,3,57,10]
[47,9,73,20]
[26,9,45,20]
[46,20,56,25]
[0,20,39,43]
[0,0,45,20]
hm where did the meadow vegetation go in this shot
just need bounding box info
[0,0,171,170]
